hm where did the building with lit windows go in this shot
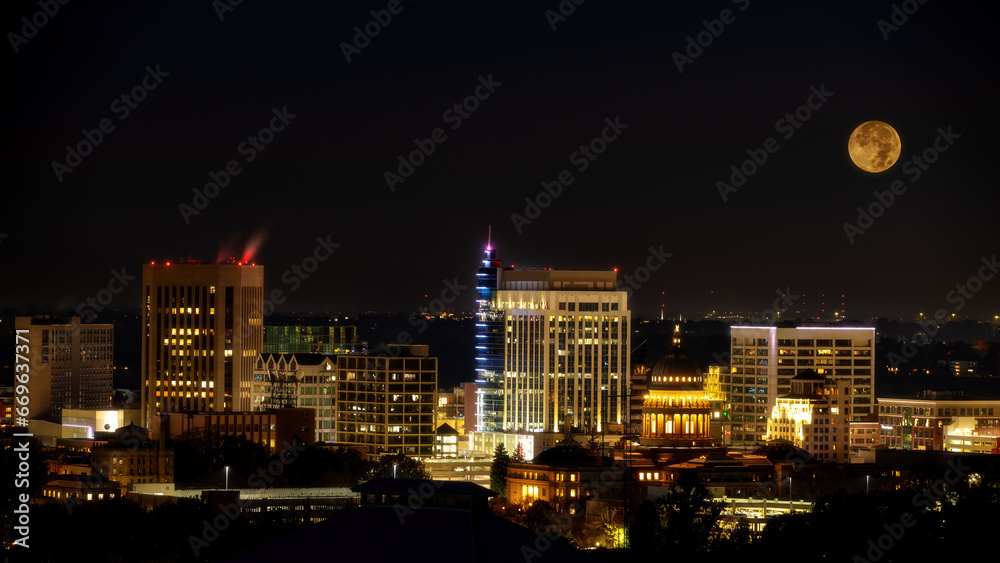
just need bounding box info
[506,438,621,513]
[15,316,114,421]
[878,391,1000,454]
[629,341,649,431]
[140,261,264,429]
[725,325,875,446]
[89,423,173,491]
[155,408,314,451]
[435,422,459,458]
[474,240,505,432]
[499,269,630,434]
[252,353,337,442]
[765,370,851,462]
[659,450,775,499]
[0,393,13,426]
[639,339,715,447]
[40,476,122,505]
[263,325,366,355]
[335,345,437,459]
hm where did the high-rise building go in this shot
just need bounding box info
[15,316,114,420]
[335,345,437,459]
[140,261,264,428]
[499,269,630,433]
[726,325,875,446]
[474,240,505,431]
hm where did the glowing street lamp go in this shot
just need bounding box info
[225,466,230,490]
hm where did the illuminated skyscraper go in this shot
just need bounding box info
[15,316,114,420]
[474,238,505,431]
[140,261,264,428]
[499,269,630,433]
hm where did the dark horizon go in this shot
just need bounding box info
[3,1,999,321]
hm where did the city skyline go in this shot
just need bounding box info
[4,4,1000,561]
[3,3,999,321]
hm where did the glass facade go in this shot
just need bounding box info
[263,326,367,355]
[475,245,505,431]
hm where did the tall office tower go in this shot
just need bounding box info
[15,316,114,420]
[335,345,437,459]
[499,270,630,433]
[140,261,264,428]
[726,325,875,446]
[474,240,505,431]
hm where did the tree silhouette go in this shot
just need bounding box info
[490,443,512,498]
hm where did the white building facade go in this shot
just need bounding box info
[727,325,875,446]
[499,270,630,433]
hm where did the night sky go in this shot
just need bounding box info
[3,1,998,320]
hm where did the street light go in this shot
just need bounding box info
[225,466,230,490]
[866,475,870,494]
[788,476,793,512]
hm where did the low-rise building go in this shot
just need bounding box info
[435,423,460,458]
[89,423,173,491]
[40,476,123,504]
[506,438,621,514]
[766,370,851,462]
[335,345,437,459]
[154,408,315,451]
[252,353,336,442]
[878,391,1000,453]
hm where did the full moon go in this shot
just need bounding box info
[848,120,901,173]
